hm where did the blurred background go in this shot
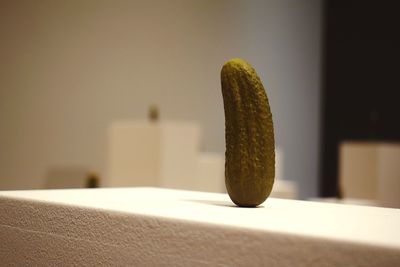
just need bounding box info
[0,0,398,207]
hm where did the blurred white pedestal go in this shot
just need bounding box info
[44,167,90,189]
[194,153,224,192]
[309,197,379,207]
[1,188,399,266]
[271,179,297,199]
[339,142,400,208]
[107,121,200,190]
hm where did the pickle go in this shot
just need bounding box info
[221,58,275,207]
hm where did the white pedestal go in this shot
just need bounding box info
[194,152,225,192]
[1,188,399,266]
[271,179,297,199]
[107,121,200,190]
[339,142,400,208]
[43,166,90,189]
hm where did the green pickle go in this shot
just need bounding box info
[221,58,275,207]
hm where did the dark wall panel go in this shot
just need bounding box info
[320,0,400,197]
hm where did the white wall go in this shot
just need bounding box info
[0,0,321,198]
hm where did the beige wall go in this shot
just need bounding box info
[0,0,321,198]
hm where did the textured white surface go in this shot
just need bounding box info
[1,187,399,266]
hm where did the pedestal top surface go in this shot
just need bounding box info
[1,187,399,249]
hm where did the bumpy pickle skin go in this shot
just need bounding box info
[221,58,275,207]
